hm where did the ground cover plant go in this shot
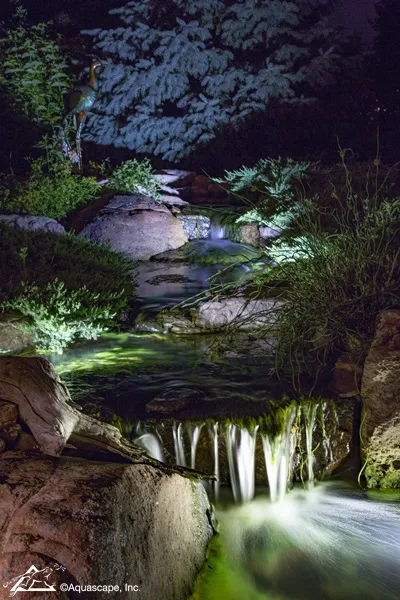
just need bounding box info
[0,223,135,352]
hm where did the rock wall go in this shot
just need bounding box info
[361,310,400,488]
[0,455,212,600]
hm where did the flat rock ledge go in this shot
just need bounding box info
[0,356,214,599]
[136,296,283,336]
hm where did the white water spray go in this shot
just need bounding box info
[226,424,259,503]
[187,423,204,469]
[172,421,186,466]
[261,407,297,502]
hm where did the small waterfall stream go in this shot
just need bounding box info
[133,403,323,504]
[210,214,227,240]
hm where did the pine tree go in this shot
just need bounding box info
[84,0,346,162]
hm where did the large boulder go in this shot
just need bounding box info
[0,214,65,234]
[80,196,188,260]
[0,456,213,600]
[0,316,34,355]
[361,310,400,488]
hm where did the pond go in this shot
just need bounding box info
[49,228,399,600]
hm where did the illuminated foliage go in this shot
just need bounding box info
[84,0,344,160]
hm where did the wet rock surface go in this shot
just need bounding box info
[361,310,400,488]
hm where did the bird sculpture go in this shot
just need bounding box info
[63,58,102,170]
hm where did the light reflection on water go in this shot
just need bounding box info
[203,483,400,600]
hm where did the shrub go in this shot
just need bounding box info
[6,279,119,353]
[2,155,100,220]
[109,159,162,200]
[257,193,400,376]
[0,11,71,127]
[0,223,136,352]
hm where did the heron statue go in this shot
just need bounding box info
[63,58,102,171]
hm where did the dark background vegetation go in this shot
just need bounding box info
[0,0,399,173]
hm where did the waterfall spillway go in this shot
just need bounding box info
[173,421,186,466]
[187,423,204,469]
[304,402,318,487]
[261,407,297,502]
[226,424,259,503]
[134,403,325,504]
[135,431,165,462]
[210,214,226,240]
[208,423,220,501]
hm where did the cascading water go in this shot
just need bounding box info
[135,431,165,462]
[133,404,324,505]
[226,424,259,503]
[172,421,186,466]
[208,422,220,501]
[187,423,204,469]
[261,406,297,502]
[210,214,226,240]
[304,401,318,487]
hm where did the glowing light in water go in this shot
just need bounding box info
[173,421,186,466]
[187,423,204,469]
[226,424,259,503]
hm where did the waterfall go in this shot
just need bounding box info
[226,424,259,503]
[135,432,165,462]
[187,423,204,469]
[210,214,226,240]
[261,407,297,502]
[208,422,220,501]
[173,421,186,466]
[304,402,318,487]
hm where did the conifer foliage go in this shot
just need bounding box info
[85,0,343,161]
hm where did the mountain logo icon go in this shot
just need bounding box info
[3,564,63,596]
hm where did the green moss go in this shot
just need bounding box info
[190,534,272,600]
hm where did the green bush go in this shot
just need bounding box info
[109,158,162,199]
[2,154,100,220]
[0,223,136,352]
[258,194,400,375]
[0,12,71,127]
[6,279,119,353]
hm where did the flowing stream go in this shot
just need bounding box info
[196,484,400,600]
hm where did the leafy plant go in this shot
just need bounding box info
[3,279,119,353]
[0,223,136,352]
[258,193,400,378]
[109,158,162,200]
[215,157,311,227]
[0,12,71,127]
[3,155,100,220]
